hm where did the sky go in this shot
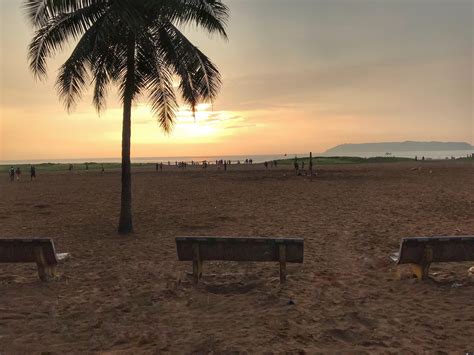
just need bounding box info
[0,0,473,161]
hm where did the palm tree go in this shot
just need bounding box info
[24,0,229,234]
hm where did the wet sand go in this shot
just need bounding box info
[1,161,473,352]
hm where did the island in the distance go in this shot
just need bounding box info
[324,141,473,154]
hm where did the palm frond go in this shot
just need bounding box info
[91,50,113,113]
[90,19,129,112]
[145,56,178,133]
[157,0,229,38]
[56,54,89,112]
[156,24,197,112]
[24,0,107,27]
[27,2,106,79]
[55,19,105,111]
[157,22,221,112]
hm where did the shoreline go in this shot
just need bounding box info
[1,155,472,173]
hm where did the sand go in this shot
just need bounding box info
[1,161,473,353]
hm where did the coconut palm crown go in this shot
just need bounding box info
[25,0,229,234]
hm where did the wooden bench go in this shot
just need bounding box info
[393,236,474,280]
[176,236,304,283]
[0,238,69,281]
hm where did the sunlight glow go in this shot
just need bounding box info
[101,103,247,144]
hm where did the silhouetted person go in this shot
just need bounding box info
[294,161,299,175]
[264,161,268,169]
[156,163,159,171]
[224,161,227,171]
[9,166,14,182]
[30,165,36,181]
[101,165,105,173]
[15,167,21,181]
[68,164,73,171]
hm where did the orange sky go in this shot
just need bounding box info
[1,0,472,161]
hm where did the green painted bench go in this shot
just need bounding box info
[176,236,304,283]
[0,238,69,281]
[392,236,474,279]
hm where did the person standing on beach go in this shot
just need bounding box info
[15,167,21,181]
[9,167,15,182]
[294,160,299,175]
[264,161,268,169]
[30,165,36,181]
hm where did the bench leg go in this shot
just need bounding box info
[34,247,56,282]
[279,244,286,283]
[410,262,431,280]
[37,264,57,282]
[410,247,433,280]
[192,243,203,283]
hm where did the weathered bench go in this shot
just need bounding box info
[176,236,304,283]
[0,238,69,281]
[393,236,474,280]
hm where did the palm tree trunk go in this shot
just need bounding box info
[118,37,136,234]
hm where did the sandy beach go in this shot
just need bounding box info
[1,161,473,353]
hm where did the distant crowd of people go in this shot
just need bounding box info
[152,158,259,172]
[7,157,282,181]
[7,163,109,182]
[8,165,36,182]
[292,159,316,176]
[263,160,278,169]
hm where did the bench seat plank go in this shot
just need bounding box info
[0,238,58,265]
[176,236,304,263]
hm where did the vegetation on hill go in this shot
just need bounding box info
[276,156,415,165]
